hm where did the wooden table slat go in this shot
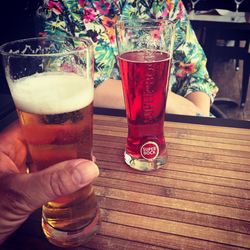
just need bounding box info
[95,177,250,210]
[95,186,250,221]
[97,197,250,235]
[95,222,246,250]
[100,210,250,248]
[170,156,250,173]
[97,168,250,199]
[94,134,250,159]
[94,122,250,143]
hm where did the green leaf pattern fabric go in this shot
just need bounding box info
[39,0,218,101]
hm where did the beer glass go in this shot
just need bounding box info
[115,19,175,171]
[0,36,100,247]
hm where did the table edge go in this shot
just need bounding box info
[94,107,250,129]
[1,108,249,132]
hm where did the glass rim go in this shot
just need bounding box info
[0,35,93,57]
[115,18,176,28]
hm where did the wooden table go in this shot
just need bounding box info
[1,112,250,250]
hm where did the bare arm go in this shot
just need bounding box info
[167,91,210,116]
[94,79,125,110]
[94,79,210,116]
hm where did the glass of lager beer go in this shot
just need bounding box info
[115,19,175,171]
[0,36,100,247]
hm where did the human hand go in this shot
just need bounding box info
[0,123,99,244]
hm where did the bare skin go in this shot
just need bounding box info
[94,79,210,116]
[0,123,99,244]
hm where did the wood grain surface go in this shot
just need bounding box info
[2,114,250,250]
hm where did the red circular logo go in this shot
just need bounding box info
[140,141,159,160]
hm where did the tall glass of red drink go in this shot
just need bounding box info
[115,19,175,171]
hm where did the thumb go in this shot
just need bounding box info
[15,159,99,211]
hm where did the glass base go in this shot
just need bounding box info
[42,210,100,248]
[124,150,167,171]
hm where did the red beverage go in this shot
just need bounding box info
[118,50,171,171]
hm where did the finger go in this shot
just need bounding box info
[1,121,23,142]
[0,124,27,172]
[0,152,19,174]
[12,159,99,212]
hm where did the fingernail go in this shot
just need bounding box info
[72,161,99,187]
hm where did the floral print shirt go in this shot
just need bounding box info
[38,0,218,102]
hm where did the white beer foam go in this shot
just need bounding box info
[9,72,93,115]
